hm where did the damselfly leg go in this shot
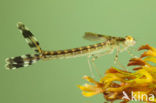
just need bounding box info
[87,48,114,78]
[87,55,95,78]
[114,47,127,71]
[127,47,138,58]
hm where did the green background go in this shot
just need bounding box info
[0,0,156,103]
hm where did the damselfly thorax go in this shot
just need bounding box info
[5,22,136,69]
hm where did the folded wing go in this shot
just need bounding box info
[83,32,111,41]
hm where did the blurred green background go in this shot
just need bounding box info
[0,0,156,103]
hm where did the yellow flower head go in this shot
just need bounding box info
[78,44,156,103]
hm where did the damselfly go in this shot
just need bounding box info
[5,22,136,70]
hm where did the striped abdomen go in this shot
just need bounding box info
[42,42,110,60]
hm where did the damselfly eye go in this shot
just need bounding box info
[125,36,134,41]
[124,35,136,47]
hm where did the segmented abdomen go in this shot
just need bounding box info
[42,42,109,60]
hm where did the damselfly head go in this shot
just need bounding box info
[124,36,136,47]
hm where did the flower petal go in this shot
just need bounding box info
[141,50,156,58]
[138,44,153,51]
[83,76,98,84]
[82,91,99,97]
[144,57,156,63]
[128,58,145,66]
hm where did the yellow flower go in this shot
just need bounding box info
[78,76,104,97]
[78,44,156,103]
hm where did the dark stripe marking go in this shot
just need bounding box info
[22,30,33,38]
